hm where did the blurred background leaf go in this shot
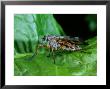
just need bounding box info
[85,14,97,32]
[14,14,97,76]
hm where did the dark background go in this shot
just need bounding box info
[53,14,97,40]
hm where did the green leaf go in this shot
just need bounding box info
[14,37,97,76]
[85,14,97,32]
[14,14,96,76]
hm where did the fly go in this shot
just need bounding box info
[28,35,85,64]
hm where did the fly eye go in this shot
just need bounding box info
[42,36,48,42]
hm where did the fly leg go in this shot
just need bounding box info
[47,46,51,57]
[26,44,41,61]
[35,44,41,55]
[51,48,55,64]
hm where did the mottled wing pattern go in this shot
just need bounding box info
[44,35,82,51]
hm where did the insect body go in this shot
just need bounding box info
[30,35,83,64]
[41,35,82,51]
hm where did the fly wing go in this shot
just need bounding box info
[59,36,79,41]
[61,36,87,45]
[59,36,79,43]
[71,37,88,45]
[71,37,80,41]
